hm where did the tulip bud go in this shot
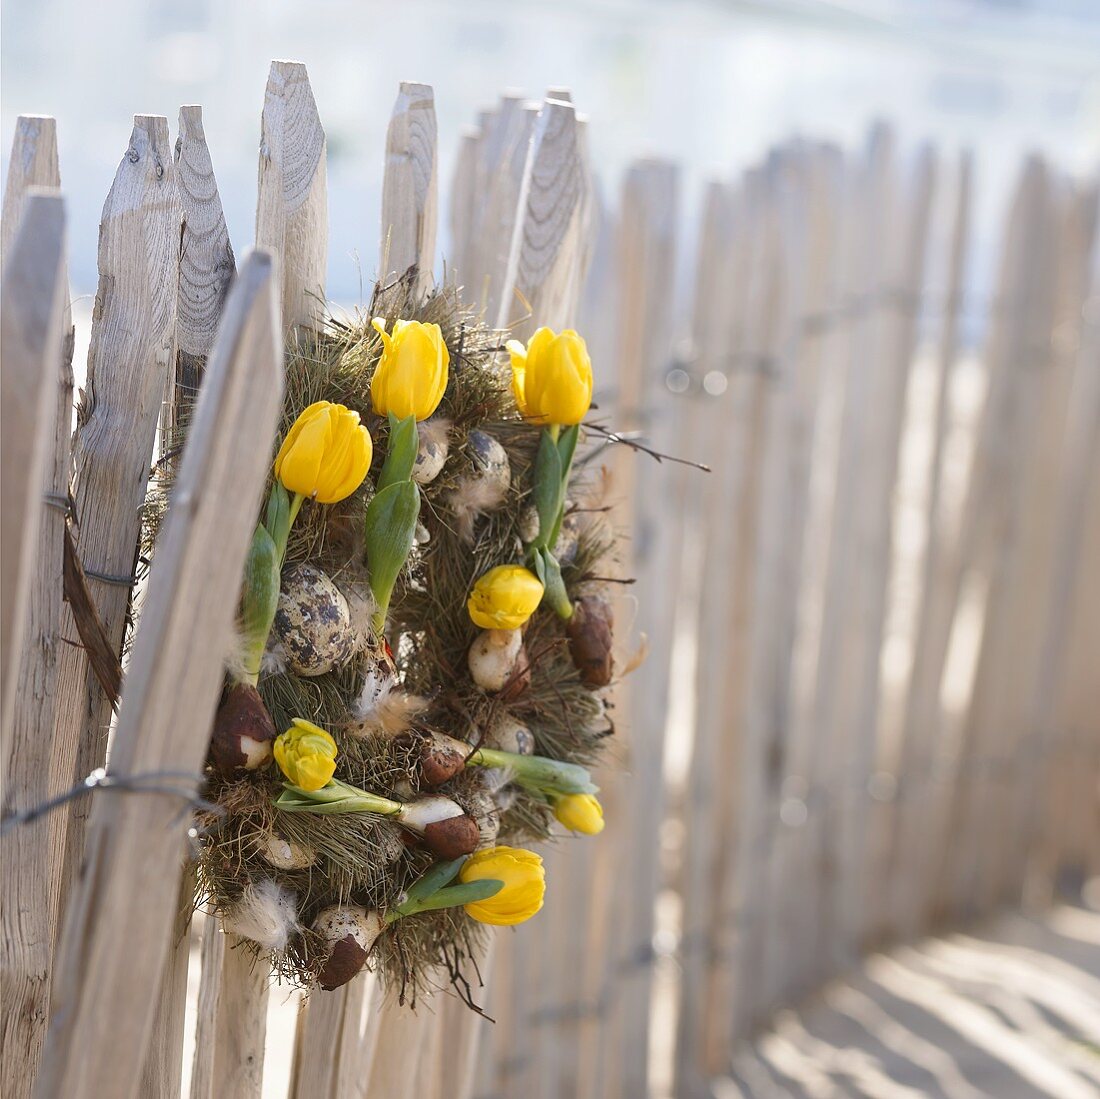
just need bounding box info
[370,318,449,421]
[209,683,276,776]
[459,846,545,926]
[274,401,373,504]
[274,719,339,791]
[554,793,605,835]
[313,904,384,990]
[507,327,593,426]
[467,565,544,631]
[566,593,614,688]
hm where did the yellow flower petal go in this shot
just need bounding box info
[509,328,592,426]
[460,846,545,926]
[275,401,372,504]
[371,318,450,421]
[467,565,544,630]
[274,718,339,792]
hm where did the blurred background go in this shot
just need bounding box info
[3,2,1099,1097]
[3,0,1099,308]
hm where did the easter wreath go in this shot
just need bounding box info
[146,271,621,1006]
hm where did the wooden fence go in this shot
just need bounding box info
[1,60,1097,1099]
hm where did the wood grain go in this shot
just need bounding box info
[175,104,235,410]
[1,117,61,268]
[0,191,68,1099]
[495,98,588,336]
[37,249,284,1099]
[380,82,437,296]
[887,152,973,942]
[256,60,327,332]
[51,114,183,949]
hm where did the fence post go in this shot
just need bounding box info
[1020,205,1100,899]
[673,175,747,1098]
[174,104,236,415]
[495,98,587,335]
[934,158,1057,924]
[36,249,284,1099]
[0,192,68,1099]
[380,81,437,296]
[50,114,183,940]
[838,142,935,958]
[886,150,972,943]
[256,60,327,332]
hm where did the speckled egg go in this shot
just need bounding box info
[273,563,355,677]
[553,510,580,565]
[412,424,450,484]
[487,713,536,755]
[468,430,511,495]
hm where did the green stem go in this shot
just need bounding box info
[466,747,596,795]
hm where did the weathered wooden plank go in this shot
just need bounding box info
[673,176,749,1099]
[1,117,61,267]
[256,60,327,331]
[835,143,935,957]
[885,151,972,943]
[495,98,588,336]
[980,180,1096,907]
[36,249,283,1099]
[380,82,437,295]
[597,158,681,1099]
[50,115,183,934]
[138,105,237,1099]
[0,191,68,1099]
[448,125,481,286]
[175,104,235,407]
[757,144,846,1019]
[473,96,537,320]
[796,127,895,984]
[1021,221,1100,899]
[934,159,1057,925]
[140,868,194,1099]
[206,933,271,1098]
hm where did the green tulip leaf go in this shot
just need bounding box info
[238,523,281,683]
[403,856,467,904]
[536,547,573,621]
[264,482,292,555]
[408,879,504,914]
[364,479,421,627]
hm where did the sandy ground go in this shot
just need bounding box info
[721,904,1100,1099]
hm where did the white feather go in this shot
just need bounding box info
[447,475,509,544]
[222,879,299,951]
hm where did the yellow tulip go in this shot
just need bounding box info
[507,327,593,426]
[459,846,545,926]
[274,718,339,792]
[467,565,544,631]
[371,318,450,421]
[554,793,605,835]
[275,401,373,504]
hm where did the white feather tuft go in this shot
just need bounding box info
[261,640,288,678]
[222,879,299,951]
[418,416,452,450]
[448,475,509,544]
[347,666,427,738]
[344,582,378,652]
